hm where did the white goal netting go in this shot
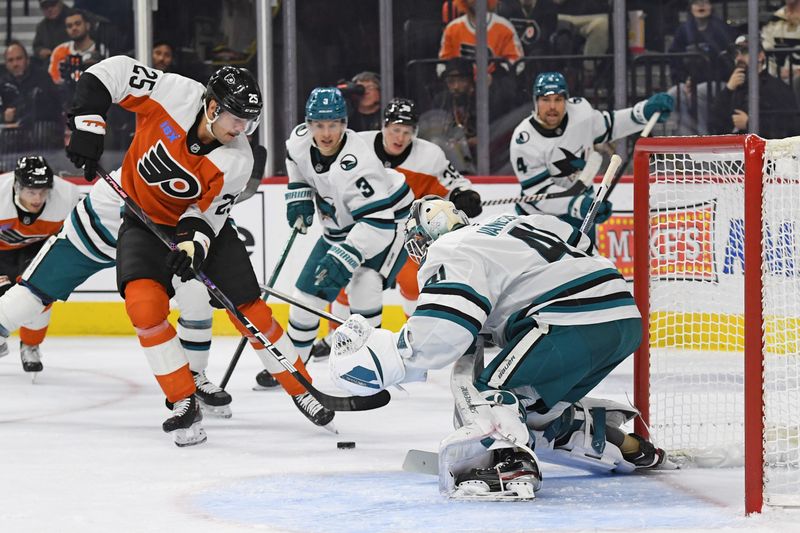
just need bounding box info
[645,138,800,506]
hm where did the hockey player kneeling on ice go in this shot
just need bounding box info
[330,197,671,497]
[0,156,79,375]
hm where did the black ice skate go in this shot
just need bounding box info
[309,334,332,361]
[292,392,337,433]
[453,448,542,501]
[623,433,671,469]
[192,370,232,418]
[163,395,207,447]
[20,342,43,373]
[253,369,279,390]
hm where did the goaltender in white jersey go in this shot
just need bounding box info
[330,197,670,500]
[511,71,673,236]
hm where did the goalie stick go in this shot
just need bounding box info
[94,165,390,413]
[480,150,602,207]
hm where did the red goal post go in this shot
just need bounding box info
[632,134,800,515]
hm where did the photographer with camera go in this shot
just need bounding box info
[337,71,382,132]
[710,34,800,138]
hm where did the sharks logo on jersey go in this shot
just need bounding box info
[137,140,201,199]
[515,130,530,144]
[551,147,586,177]
[315,192,338,224]
[340,154,358,171]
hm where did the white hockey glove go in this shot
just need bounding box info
[329,314,412,396]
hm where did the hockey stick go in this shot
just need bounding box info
[605,111,661,200]
[219,226,299,389]
[260,284,347,324]
[95,165,390,412]
[481,150,602,207]
[579,154,621,234]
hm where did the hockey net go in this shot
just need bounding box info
[632,135,800,514]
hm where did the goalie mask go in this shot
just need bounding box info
[404,195,469,264]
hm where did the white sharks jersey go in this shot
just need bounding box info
[403,213,640,372]
[510,97,646,217]
[285,124,413,260]
[358,130,472,199]
[63,174,123,263]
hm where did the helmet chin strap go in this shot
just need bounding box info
[203,99,221,141]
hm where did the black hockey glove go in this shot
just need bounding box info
[67,115,106,182]
[450,188,482,217]
[166,218,212,282]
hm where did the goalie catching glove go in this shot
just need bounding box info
[329,314,414,395]
[166,218,212,282]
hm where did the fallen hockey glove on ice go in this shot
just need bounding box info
[632,92,673,124]
[67,114,106,182]
[166,218,212,282]
[314,243,362,291]
[285,183,315,234]
[449,188,482,217]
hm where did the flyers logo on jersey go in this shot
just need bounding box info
[137,140,201,199]
[0,228,49,247]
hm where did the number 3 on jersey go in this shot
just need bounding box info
[355,177,374,198]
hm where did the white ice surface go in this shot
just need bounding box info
[1,337,798,533]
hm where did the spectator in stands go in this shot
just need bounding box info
[439,0,523,75]
[666,0,736,135]
[1,40,62,125]
[48,10,108,86]
[762,0,800,105]
[0,79,20,124]
[710,35,800,139]
[32,0,74,65]
[152,41,175,72]
[552,0,609,56]
[497,0,560,56]
[346,71,383,132]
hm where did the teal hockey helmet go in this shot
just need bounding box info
[533,71,568,100]
[305,87,348,122]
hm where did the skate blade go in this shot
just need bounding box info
[172,423,208,447]
[199,403,233,419]
[452,481,536,501]
[251,384,281,392]
[31,372,39,384]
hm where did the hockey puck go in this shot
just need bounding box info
[337,441,356,449]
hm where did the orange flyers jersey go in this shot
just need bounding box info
[48,41,102,84]
[84,56,253,234]
[439,13,522,63]
[358,130,473,200]
[0,172,80,251]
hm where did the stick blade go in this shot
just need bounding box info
[403,449,439,475]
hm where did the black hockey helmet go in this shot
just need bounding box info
[14,156,53,189]
[205,66,263,121]
[383,97,418,128]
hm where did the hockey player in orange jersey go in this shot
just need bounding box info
[308,98,484,361]
[0,156,79,374]
[64,56,334,446]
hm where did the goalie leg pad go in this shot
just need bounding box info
[440,350,542,500]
